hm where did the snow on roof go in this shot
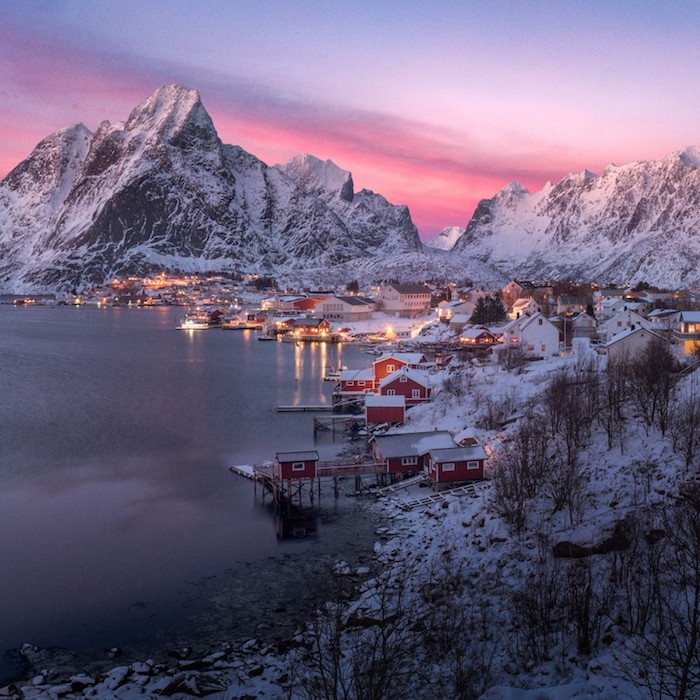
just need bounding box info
[339,368,374,381]
[460,326,495,339]
[428,445,488,462]
[371,431,456,458]
[374,352,426,365]
[379,366,430,388]
[276,450,319,462]
[605,324,666,348]
[680,310,700,322]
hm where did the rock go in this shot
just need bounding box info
[168,646,192,660]
[104,665,130,691]
[70,674,96,690]
[104,646,123,659]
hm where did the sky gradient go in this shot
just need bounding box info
[1,1,700,240]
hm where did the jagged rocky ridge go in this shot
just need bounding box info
[454,148,700,288]
[0,85,427,291]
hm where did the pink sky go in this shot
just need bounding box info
[2,1,700,239]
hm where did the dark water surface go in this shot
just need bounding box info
[0,305,378,682]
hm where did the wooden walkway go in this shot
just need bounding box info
[375,473,429,494]
[390,481,486,511]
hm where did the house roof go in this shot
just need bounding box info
[333,295,375,306]
[680,311,700,323]
[374,352,427,365]
[388,283,430,295]
[605,325,667,348]
[276,450,319,463]
[460,326,496,340]
[371,431,456,458]
[428,445,488,462]
[379,366,430,388]
[339,368,374,382]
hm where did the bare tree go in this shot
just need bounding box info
[617,503,700,699]
[627,338,676,435]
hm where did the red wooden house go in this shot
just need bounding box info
[364,394,405,425]
[291,318,332,336]
[379,366,431,405]
[370,431,456,475]
[426,444,487,487]
[276,450,319,480]
[337,368,375,395]
[372,352,428,387]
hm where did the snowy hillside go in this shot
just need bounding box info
[424,225,465,251]
[454,150,700,288]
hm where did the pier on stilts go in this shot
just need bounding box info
[229,457,389,512]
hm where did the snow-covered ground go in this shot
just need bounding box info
[7,335,699,699]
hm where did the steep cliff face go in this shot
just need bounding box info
[453,150,700,287]
[0,85,424,291]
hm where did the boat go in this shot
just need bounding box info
[178,313,210,330]
[257,335,276,341]
[323,365,347,381]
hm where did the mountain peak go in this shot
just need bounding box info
[679,146,700,168]
[279,154,354,202]
[124,84,217,149]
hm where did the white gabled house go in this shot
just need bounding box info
[508,297,540,320]
[599,309,650,342]
[498,312,560,357]
[605,325,671,362]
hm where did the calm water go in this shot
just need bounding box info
[0,305,377,682]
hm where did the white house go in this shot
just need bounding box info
[606,325,670,362]
[315,295,376,322]
[380,284,432,317]
[675,310,700,355]
[498,312,560,357]
[508,297,541,319]
[599,309,650,342]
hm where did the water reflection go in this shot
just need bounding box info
[0,306,373,678]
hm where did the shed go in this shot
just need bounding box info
[426,445,487,485]
[365,394,405,425]
[276,450,319,480]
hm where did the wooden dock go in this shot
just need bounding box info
[277,404,334,412]
[313,415,364,434]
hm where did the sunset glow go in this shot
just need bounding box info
[2,1,700,239]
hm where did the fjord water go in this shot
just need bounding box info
[0,305,375,681]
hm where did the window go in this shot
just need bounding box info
[386,364,395,373]
[538,318,543,325]
[527,344,535,351]
[467,460,480,470]
[541,344,546,352]
[442,462,455,472]
[400,375,408,382]
[387,389,396,396]
[401,456,418,466]
[412,389,420,398]
[292,462,305,472]
[358,381,365,386]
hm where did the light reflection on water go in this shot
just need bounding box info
[0,305,376,682]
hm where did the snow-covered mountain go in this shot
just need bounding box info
[454,149,700,288]
[0,85,425,291]
[424,226,465,251]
